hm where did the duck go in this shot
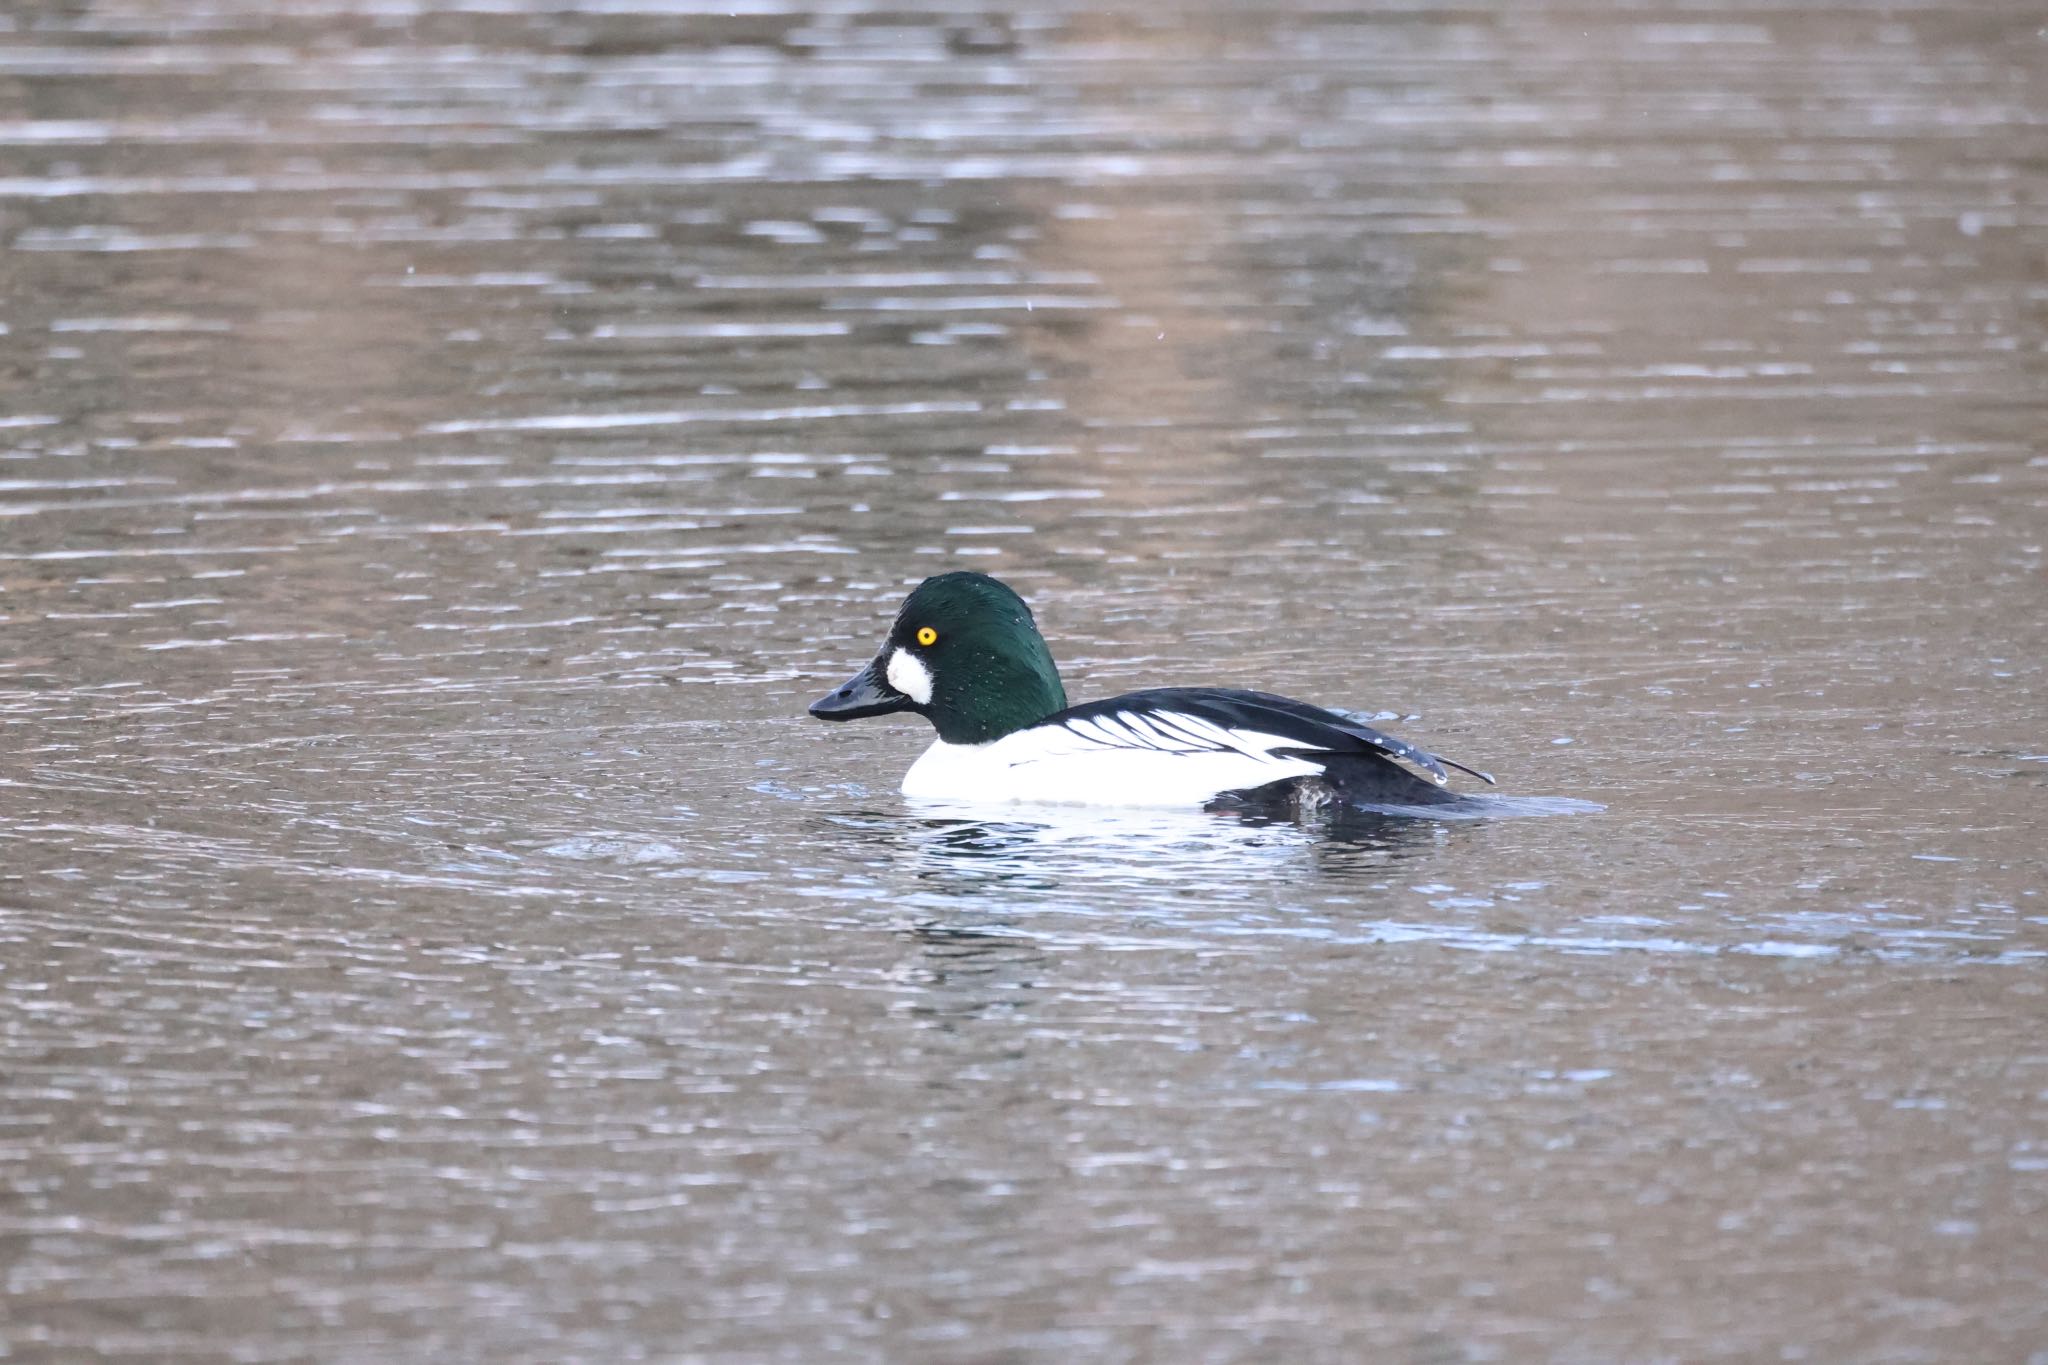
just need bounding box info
[808,572,1496,811]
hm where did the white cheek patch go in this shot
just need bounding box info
[885,647,934,705]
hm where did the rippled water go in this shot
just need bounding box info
[3,2,2045,1360]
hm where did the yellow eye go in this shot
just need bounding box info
[915,626,938,647]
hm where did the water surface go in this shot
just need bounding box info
[2,2,2044,1360]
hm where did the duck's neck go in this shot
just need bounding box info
[928,646,1068,745]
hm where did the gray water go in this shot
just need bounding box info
[3,2,2045,1360]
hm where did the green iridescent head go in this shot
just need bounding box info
[809,572,1069,744]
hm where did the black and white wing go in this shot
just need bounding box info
[1042,687,1494,787]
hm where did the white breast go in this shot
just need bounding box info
[899,717,1324,807]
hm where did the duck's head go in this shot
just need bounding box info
[809,572,1069,745]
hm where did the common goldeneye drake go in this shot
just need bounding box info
[809,572,1496,811]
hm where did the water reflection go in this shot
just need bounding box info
[896,922,1050,1024]
[819,799,1462,899]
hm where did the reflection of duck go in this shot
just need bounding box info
[811,571,1496,813]
[813,800,1455,903]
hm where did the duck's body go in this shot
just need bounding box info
[810,573,1493,812]
[901,687,1478,809]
